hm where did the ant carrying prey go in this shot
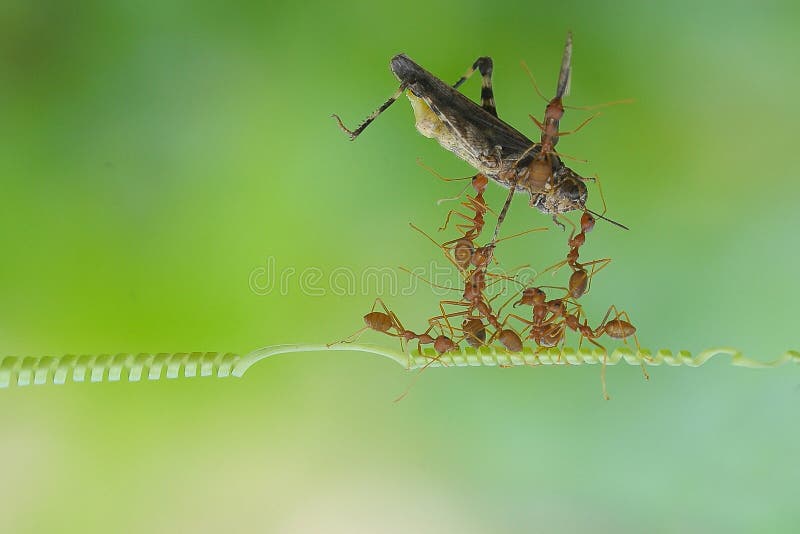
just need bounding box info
[333,32,628,236]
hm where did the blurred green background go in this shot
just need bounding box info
[1,0,799,532]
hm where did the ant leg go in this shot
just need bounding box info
[395,324,437,403]
[587,174,608,216]
[484,272,525,293]
[408,223,470,276]
[494,226,549,245]
[494,288,528,319]
[394,322,453,403]
[537,257,570,279]
[329,325,369,346]
[434,301,472,338]
[416,158,473,183]
[500,314,535,341]
[580,257,612,270]
[597,304,618,327]
[453,57,497,116]
[499,313,534,328]
[613,309,650,380]
[372,298,410,352]
[439,208,478,232]
[557,113,601,137]
[333,82,408,140]
[564,98,635,111]
[550,150,588,164]
[522,33,572,104]
[416,160,477,205]
[529,113,546,133]
[581,257,612,294]
[399,266,461,292]
[598,305,649,381]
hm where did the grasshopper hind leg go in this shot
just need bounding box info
[333,83,408,140]
[453,57,497,117]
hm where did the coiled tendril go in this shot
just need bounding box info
[0,345,797,389]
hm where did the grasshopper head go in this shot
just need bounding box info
[530,166,587,215]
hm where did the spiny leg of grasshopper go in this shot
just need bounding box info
[332,82,408,140]
[452,57,498,117]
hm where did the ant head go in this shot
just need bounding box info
[514,287,546,307]
[580,211,596,233]
[471,173,489,193]
[452,238,474,270]
[470,245,494,268]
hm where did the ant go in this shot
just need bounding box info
[439,174,490,240]
[416,161,492,242]
[562,303,647,400]
[335,298,459,358]
[487,33,595,235]
[538,211,611,300]
[516,34,632,230]
[501,286,571,350]
[408,222,545,280]
[518,32,594,204]
[409,259,524,354]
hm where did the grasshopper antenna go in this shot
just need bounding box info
[585,208,629,231]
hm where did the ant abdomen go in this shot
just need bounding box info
[364,312,393,333]
[568,269,589,299]
[462,317,486,348]
[434,335,457,355]
[602,319,636,340]
[498,329,523,353]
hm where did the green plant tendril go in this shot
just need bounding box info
[0,345,797,389]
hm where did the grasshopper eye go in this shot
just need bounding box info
[560,179,587,203]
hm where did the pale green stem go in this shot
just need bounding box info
[0,345,797,389]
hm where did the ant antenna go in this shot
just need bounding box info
[585,209,629,231]
[436,182,472,206]
[520,61,549,104]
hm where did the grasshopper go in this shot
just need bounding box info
[333,32,623,234]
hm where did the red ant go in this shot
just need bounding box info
[409,222,545,281]
[438,174,491,240]
[410,262,524,354]
[518,33,598,199]
[562,302,647,400]
[416,160,494,241]
[538,212,611,300]
[335,298,459,358]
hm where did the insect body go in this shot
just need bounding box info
[333,40,589,223]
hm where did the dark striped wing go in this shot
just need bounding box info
[391,54,535,166]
